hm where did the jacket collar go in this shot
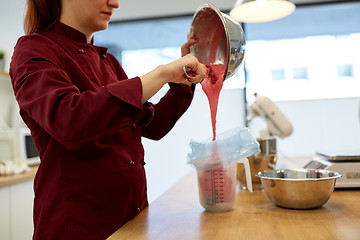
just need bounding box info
[53,22,94,44]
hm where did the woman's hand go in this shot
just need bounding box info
[167,53,207,85]
[171,36,205,86]
[139,37,207,103]
[181,36,198,57]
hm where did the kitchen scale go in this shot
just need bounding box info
[304,151,360,188]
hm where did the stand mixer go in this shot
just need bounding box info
[248,93,293,139]
[237,93,293,189]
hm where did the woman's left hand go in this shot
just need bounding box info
[177,36,204,86]
[181,36,198,57]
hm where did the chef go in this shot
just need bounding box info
[9,0,207,239]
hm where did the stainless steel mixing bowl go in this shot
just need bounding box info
[189,4,245,80]
[256,169,342,209]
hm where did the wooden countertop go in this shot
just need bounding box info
[0,70,9,77]
[0,166,38,188]
[108,169,360,240]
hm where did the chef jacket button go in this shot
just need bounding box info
[142,161,146,166]
[132,123,136,128]
[135,207,141,214]
[128,161,135,166]
[101,54,107,59]
[77,49,84,54]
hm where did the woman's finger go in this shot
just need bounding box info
[184,64,207,84]
[181,37,198,57]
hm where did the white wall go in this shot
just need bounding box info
[0,0,25,71]
[112,0,235,21]
[278,97,360,156]
[249,97,360,157]
[111,0,341,21]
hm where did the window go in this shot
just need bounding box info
[337,64,353,78]
[244,2,360,102]
[271,69,285,81]
[293,67,308,80]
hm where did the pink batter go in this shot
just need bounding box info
[201,64,226,141]
[197,143,234,210]
[200,21,227,141]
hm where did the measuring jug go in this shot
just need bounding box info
[237,137,277,190]
[187,127,260,212]
[196,158,252,212]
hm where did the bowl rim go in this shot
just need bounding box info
[255,168,342,181]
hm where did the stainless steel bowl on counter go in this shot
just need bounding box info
[256,169,342,209]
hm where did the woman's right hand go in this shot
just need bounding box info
[140,53,207,103]
[166,53,208,85]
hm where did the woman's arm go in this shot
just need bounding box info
[140,53,207,103]
[139,37,206,103]
[140,38,204,140]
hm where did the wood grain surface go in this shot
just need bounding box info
[109,170,360,240]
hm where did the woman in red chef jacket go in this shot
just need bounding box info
[9,0,207,239]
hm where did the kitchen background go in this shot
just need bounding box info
[0,0,359,239]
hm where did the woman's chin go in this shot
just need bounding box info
[94,22,110,32]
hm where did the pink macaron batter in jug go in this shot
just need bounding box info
[196,142,236,211]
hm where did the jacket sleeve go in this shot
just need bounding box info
[10,35,154,150]
[141,82,195,140]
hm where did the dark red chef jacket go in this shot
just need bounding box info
[9,22,195,240]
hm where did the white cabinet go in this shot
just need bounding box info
[0,187,11,240]
[10,181,34,240]
[0,71,34,240]
[0,181,34,240]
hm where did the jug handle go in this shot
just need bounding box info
[237,158,253,192]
